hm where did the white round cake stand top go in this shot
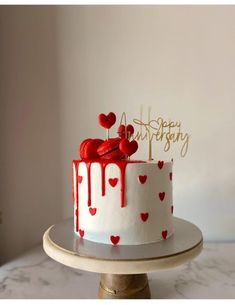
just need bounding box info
[43,217,203,275]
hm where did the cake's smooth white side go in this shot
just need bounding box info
[74,161,173,245]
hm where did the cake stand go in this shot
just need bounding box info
[43,217,203,299]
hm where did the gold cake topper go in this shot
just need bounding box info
[126,106,190,160]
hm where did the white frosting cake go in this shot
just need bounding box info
[72,159,174,245]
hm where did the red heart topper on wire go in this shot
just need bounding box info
[98,112,116,139]
[117,124,134,139]
[98,112,116,129]
[119,138,138,157]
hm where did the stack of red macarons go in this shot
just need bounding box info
[79,112,138,161]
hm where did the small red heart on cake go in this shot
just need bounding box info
[119,139,138,157]
[162,230,168,239]
[169,172,172,181]
[98,112,116,129]
[171,205,174,214]
[89,207,97,216]
[110,235,120,245]
[79,229,84,238]
[159,192,165,201]
[77,175,83,184]
[138,175,147,184]
[158,160,164,169]
[140,212,149,222]
[109,178,118,187]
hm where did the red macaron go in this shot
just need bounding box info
[79,138,104,160]
[97,137,125,160]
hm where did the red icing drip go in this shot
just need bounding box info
[76,159,145,210]
[73,160,79,232]
[93,159,144,208]
[101,162,106,196]
[86,162,92,206]
[117,161,128,208]
[75,209,78,232]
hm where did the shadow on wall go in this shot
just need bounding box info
[0,6,63,263]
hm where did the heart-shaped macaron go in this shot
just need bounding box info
[119,139,138,157]
[97,138,125,160]
[77,175,83,184]
[169,172,172,181]
[140,212,149,222]
[79,138,104,160]
[162,230,168,239]
[158,160,164,169]
[79,229,84,238]
[89,207,97,216]
[159,192,165,201]
[98,112,116,129]
[109,178,118,187]
[138,175,147,184]
[110,235,120,245]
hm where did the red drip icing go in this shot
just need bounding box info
[101,162,107,196]
[76,159,145,210]
[86,162,92,206]
[73,160,79,232]
[118,161,128,208]
[92,159,144,208]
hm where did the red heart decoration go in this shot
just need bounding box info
[127,124,134,135]
[117,124,134,139]
[98,112,116,129]
[171,205,174,214]
[78,175,83,184]
[162,230,168,239]
[158,160,164,169]
[110,235,120,245]
[117,124,125,135]
[159,192,165,201]
[89,207,97,216]
[79,229,84,238]
[169,172,172,181]
[138,175,147,184]
[140,212,149,222]
[109,178,118,187]
[119,139,138,157]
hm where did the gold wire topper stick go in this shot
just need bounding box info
[119,112,127,138]
[148,107,153,161]
[119,112,131,160]
[106,129,109,140]
[140,105,143,137]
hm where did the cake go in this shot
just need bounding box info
[72,112,174,245]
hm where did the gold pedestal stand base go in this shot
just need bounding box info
[43,217,203,299]
[98,273,151,299]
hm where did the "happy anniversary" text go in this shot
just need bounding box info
[132,117,190,157]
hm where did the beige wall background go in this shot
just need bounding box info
[1,5,235,261]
